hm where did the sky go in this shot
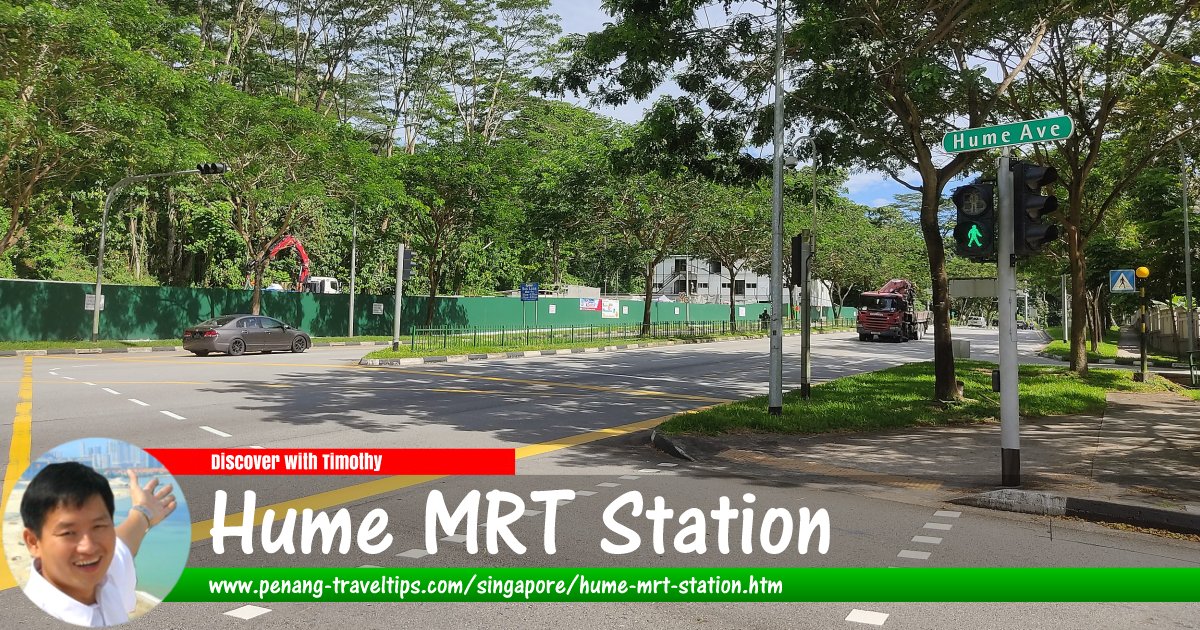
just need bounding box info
[547,0,914,208]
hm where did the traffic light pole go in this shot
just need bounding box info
[997,149,1021,487]
[392,243,406,351]
[800,230,813,399]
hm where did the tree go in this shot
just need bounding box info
[555,1,1045,400]
[988,0,1199,373]
[692,180,769,330]
[605,172,699,335]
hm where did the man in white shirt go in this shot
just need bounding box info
[20,462,176,627]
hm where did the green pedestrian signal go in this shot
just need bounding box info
[966,223,984,248]
[952,183,995,260]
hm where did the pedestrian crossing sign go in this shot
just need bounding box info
[1109,269,1136,293]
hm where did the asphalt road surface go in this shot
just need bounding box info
[1,328,1196,629]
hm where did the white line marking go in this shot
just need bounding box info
[83,382,95,386]
[846,609,889,625]
[248,445,266,449]
[224,605,271,620]
[911,536,943,544]
[657,462,678,467]
[102,387,121,395]
[934,510,961,518]
[441,534,468,543]
[898,549,931,560]
[49,371,58,376]
[62,376,75,380]
[160,410,186,420]
[923,522,953,531]
[358,564,382,568]
[522,509,543,517]
[574,491,597,497]
[199,426,232,438]
[128,399,149,407]
[636,469,662,473]
[396,549,429,559]
[619,475,640,480]
[596,482,620,488]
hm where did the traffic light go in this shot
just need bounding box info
[1012,161,1059,256]
[952,183,995,261]
[196,162,227,175]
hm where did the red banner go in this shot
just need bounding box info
[146,448,515,476]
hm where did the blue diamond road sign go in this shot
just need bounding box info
[1109,270,1136,293]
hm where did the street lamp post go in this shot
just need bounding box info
[91,164,226,341]
[768,1,785,415]
[1181,143,1194,355]
[348,204,358,338]
[1135,266,1151,382]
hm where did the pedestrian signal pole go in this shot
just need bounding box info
[997,148,1020,487]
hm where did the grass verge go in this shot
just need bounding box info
[658,360,1183,435]
[361,326,856,360]
[1041,326,1177,364]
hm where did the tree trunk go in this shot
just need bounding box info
[727,270,737,332]
[641,263,655,336]
[1066,221,1089,375]
[919,187,957,400]
[424,265,439,326]
[251,264,264,315]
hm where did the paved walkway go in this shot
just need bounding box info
[1117,325,1142,359]
[669,390,1200,523]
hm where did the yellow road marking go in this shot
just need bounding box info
[190,406,716,543]
[1,356,34,590]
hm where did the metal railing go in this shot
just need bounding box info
[408,318,857,352]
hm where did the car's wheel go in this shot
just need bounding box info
[291,336,309,353]
[192,350,209,357]
[859,333,870,341]
[262,349,273,354]
[229,338,246,356]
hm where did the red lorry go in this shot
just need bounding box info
[856,279,931,342]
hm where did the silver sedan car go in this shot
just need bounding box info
[182,314,311,356]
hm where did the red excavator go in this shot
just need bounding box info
[245,234,338,293]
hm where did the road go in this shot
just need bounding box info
[1,327,1196,629]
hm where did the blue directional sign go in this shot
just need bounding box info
[520,282,539,301]
[1109,269,1136,293]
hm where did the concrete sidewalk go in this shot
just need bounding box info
[660,390,1200,533]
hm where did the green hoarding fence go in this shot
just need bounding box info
[1,279,857,342]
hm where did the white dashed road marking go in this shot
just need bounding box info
[160,410,186,420]
[575,491,597,497]
[657,462,678,467]
[224,605,271,620]
[923,522,953,531]
[83,382,95,386]
[441,534,468,543]
[846,609,889,625]
[62,376,75,380]
[911,536,943,544]
[199,426,232,438]
[597,482,620,488]
[934,510,961,518]
[102,387,121,395]
[128,399,149,406]
[897,550,931,560]
[522,509,543,517]
[619,475,640,480]
[396,549,429,559]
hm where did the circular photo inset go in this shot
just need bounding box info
[2,438,190,627]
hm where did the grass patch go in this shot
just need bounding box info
[658,360,1178,435]
[1041,326,1177,364]
[362,325,857,360]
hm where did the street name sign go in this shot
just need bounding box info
[1109,269,1137,293]
[942,116,1074,154]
